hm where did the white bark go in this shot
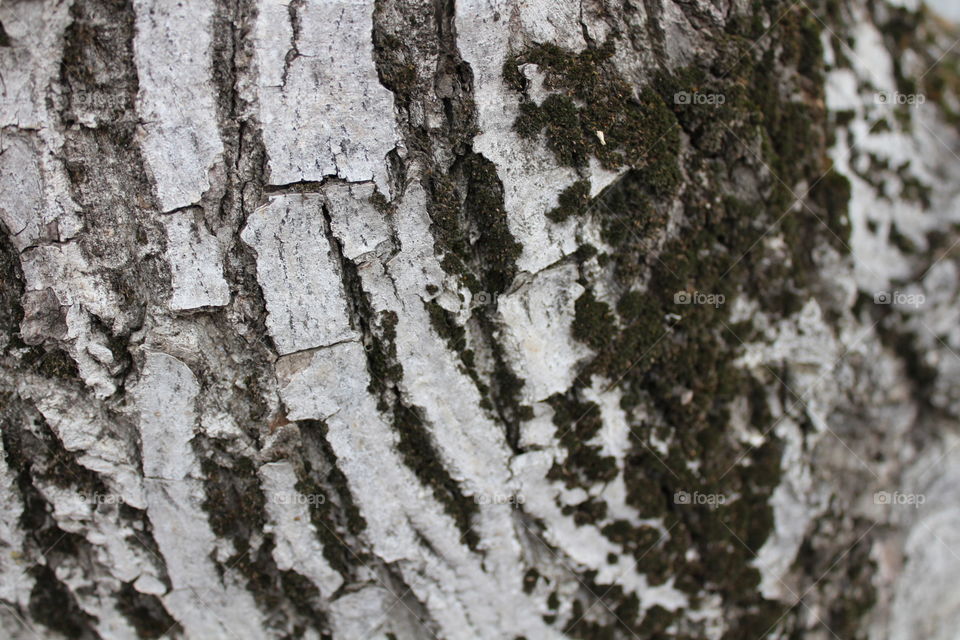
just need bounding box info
[2,0,960,638]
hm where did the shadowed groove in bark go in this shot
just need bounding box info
[59,0,158,341]
[2,399,107,638]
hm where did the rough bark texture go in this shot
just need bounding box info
[2,0,960,638]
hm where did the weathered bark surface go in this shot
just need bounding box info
[2,0,959,638]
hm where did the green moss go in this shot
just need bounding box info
[897,162,932,208]
[572,290,616,351]
[424,153,522,293]
[514,2,857,635]
[280,571,329,634]
[540,94,591,166]
[23,347,81,380]
[791,518,877,639]
[546,394,617,490]
[834,109,856,127]
[462,154,523,290]
[809,168,853,253]
[503,38,681,193]
[425,300,487,398]
[482,313,530,445]
[779,6,824,79]
[502,55,525,92]
[367,310,403,401]
[200,455,266,544]
[536,4,845,627]
[562,496,609,526]
[547,179,591,223]
[514,101,545,139]
[889,225,917,255]
[0,216,24,348]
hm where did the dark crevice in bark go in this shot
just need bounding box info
[298,419,369,577]
[373,0,532,456]
[192,2,325,631]
[317,191,483,553]
[0,218,26,350]
[321,197,481,558]
[296,419,438,638]
[28,564,100,640]
[1,401,104,639]
[640,0,670,69]
[0,220,83,382]
[281,0,305,89]
[59,0,160,340]
[206,0,277,398]
[115,581,176,640]
[262,178,338,194]
[197,435,326,634]
[51,7,176,617]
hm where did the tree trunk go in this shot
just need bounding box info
[2,0,959,638]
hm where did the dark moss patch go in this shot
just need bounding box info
[808,168,853,253]
[371,32,418,106]
[461,154,523,290]
[0,218,24,350]
[572,290,617,351]
[889,225,917,255]
[367,310,404,401]
[546,394,617,492]
[198,442,309,620]
[896,162,932,208]
[59,0,157,342]
[425,300,488,402]
[871,306,938,400]
[533,2,857,633]
[200,454,266,544]
[22,347,82,381]
[547,179,591,223]
[504,38,681,195]
[424,153,522,293]
[523,568,540,594]
[792,518,877,639]
[280,570,330,637]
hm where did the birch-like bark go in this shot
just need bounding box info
[2,1,960,638]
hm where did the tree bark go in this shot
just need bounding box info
[2,0,960,638]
